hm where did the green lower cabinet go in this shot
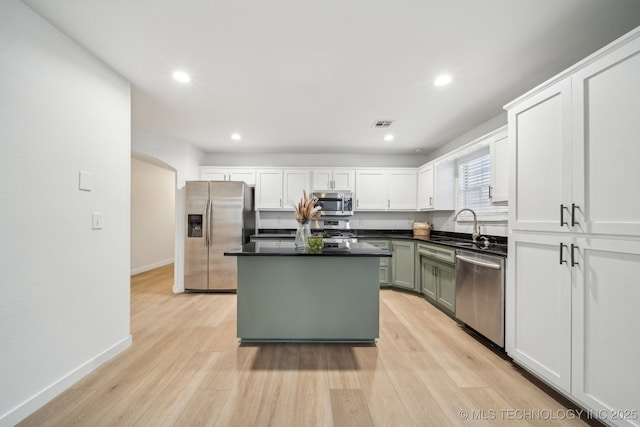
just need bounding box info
[420,256,438,300]
[435,261,455,314]
[391,240,416,291]
[360,239,391,287]
[418,243,456,315]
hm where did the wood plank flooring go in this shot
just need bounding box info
[19,264,593,426]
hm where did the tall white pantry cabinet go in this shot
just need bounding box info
[506,28,640,425]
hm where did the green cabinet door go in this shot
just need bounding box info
[420,256,437,301]
[436,261,455,314]
[418,242,456,315]
[360,239,391,287]
[391,240,416,291]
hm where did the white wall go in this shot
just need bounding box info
[423,112,507,163]
[131,156,176,275]
[0,2,131,425]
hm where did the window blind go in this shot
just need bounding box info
[457,152,508,221]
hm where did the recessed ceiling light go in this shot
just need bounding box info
[231,133,242,141]
[415,148,423,153]
[172,71,191,83]
[434,74,452,87]
[384,134,394,142]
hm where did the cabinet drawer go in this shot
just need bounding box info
[417,243,455,264]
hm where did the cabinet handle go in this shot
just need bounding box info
[571,203,579,226]
[434,266,438,277]
[279,198,282,207]
[560,204,568,226]
[571,244,579,267]
[559,243,567,265]
[488,185,493,200]
[387,199,390,208]
[356,199,359,208]
[429,196,433,206]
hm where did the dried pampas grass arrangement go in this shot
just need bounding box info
[294,190,321,223]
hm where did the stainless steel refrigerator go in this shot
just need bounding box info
[184,181,254,292]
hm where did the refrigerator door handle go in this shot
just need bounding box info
[208,199,214,247]
[204,199,210,247]
[207,199,213,247]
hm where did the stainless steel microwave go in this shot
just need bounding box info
[311,191,354,216]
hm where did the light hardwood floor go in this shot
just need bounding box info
[20,264,593,427]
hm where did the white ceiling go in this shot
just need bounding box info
[21,0,640,155]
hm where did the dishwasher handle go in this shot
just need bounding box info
[456,254,501,269]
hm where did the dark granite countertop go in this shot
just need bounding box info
[251,229,508,257]
[225,241,391,257]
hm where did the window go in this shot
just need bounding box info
[456,149,508,221]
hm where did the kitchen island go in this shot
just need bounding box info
[224,242,391,343]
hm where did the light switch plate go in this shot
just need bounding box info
[79,171,93,191]
[92,212,103,230]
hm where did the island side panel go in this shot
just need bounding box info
[237,256,380,342]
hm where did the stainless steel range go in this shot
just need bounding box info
[310,218,358,249]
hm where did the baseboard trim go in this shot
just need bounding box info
[0,335,132,427]
[130,258,173,276]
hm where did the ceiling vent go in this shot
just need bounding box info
[372,120,394,128]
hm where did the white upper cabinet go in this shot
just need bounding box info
[255,169,284,209]
[311,169,355,192]
[508,32,640,238]
[200,167,256,186]
[355,169,417,211]
[489,127,509,204]
[387,169,417,210]
[507,79,572,233]
[571,36,640,237]
[255,168,310,210]
[417,160,455,211]
[283,169,311,209]
[355,170,387,210]
[417,165,434,209]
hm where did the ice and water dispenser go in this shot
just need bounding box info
[187,214,203,238]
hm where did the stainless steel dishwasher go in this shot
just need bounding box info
[455,250,505,347]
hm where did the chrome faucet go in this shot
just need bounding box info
[453,208,479,243]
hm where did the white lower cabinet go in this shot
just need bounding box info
[507,233,572,393]
[571,238,640,424]
[507,233,640,423]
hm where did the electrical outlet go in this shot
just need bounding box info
[92,212,103,230]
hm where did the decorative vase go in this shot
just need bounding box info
[295,221,311,250]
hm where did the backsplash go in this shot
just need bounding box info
[256,210,507,236]
[426,211,508,237]
[257,211,430,230]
